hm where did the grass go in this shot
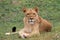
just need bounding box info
[0,0,60,40]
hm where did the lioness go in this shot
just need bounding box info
[21,7,52,38]
[5,7,52,38]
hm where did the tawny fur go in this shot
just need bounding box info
[21,7,52,37]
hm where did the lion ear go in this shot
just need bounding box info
[23,7,27,13]
[34,7,38,13]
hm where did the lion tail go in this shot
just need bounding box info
[5,26,18,35]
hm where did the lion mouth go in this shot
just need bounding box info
[28,20,35,24]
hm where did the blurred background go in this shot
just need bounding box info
[0,0,60,40]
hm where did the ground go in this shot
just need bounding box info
[0,0,60,40]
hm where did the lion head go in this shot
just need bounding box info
[23,7,39,24]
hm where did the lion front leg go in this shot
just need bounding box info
[18,29,30,39]
[28,30,40,37]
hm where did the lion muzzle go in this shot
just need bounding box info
[28,19,35,24]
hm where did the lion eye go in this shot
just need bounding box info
[26,13,29,15]
[33,13,35,15]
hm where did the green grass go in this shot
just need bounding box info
[0,0,60,40]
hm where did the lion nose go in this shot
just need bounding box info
[30,18,33,20]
